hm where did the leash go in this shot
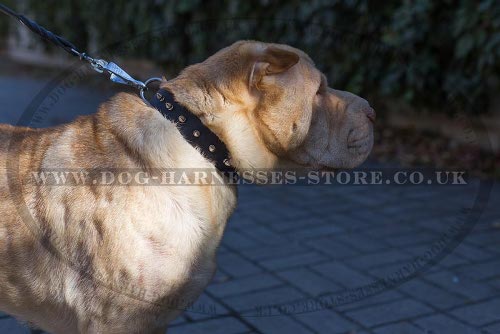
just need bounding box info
[0,3,161,101]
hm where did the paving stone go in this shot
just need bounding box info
[207,273,282,298]
[346,210,392,230]
[223,286,306,313]
[243,206,285,223]
[336,290,404,312]
[184,293,229,321]
[0,318,31,334]
[229,213,258,228]
[398,279,466,310]
[451,298,500,326]
[222,230,262,249]
[307,202,355,216]
[423,270,495,301]
[488,278,500,292]
[363,224,420,239]
[217,244,232,254]
[286,224,343,240]
[372,322,423,334]
[169,316,249,334]
[217,252,262,278]
[453,243,495,262]
[466,230,500,247]
[268,216,321,232]
[414,313,481,334]
[486,243,500,256]
[372,203,424,218]
[293,309,358,334]
[454,260,500,281]
[312,261,372,288]
[386,231,436,247]
[259,251,328,271]
[239,225,289,245]
[482,321,500,334]
[279,206,318,221]
[345,299,434,327]
[399,246,467,272]
[246,315,314,334]
[335,232,389,252]
[212,269,231,284]
[242,243,307,261]
[438,252,471,268]
[170,315,188,326]
[305,236,360,259]
[322,212,371,230]
[400,244,431,257]
[349,250,412,269]
[276,267,342,296]
[344,192,389,207]
[415,216,456,233]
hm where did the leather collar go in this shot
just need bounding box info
[149,88,237,176]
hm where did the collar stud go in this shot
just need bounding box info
[156,93,165,102]
[150,88,237,177]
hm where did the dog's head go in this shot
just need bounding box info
[167,40,374,170]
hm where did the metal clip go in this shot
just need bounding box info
[89,58,108,74]
[72,49,146,90]
[71,48,161,104]
[103,62,146,90]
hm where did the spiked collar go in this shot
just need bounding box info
[149,89,237,176]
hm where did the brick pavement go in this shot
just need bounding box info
[1,76,500,333]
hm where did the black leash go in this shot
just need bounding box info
[0,3,159,96]
[0,3,238,176]
[0,3,78,57]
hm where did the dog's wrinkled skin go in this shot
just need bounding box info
[0,41,374,333]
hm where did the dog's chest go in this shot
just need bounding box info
[99,184,235,293]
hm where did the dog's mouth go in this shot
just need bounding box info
[348,135,370,148]
[347,125,372,155]
[347,136,371,154]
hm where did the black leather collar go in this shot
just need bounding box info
[149,88,237,176]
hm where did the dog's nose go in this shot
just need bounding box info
[363,107,376,123]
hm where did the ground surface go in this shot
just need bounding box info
[0,75,499,334]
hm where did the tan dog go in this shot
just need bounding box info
[0,41,374,333]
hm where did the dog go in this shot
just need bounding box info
[0,40,374,333]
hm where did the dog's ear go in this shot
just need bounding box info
[250,46,300,89]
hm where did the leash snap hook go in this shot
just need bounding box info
[90,59,108,74]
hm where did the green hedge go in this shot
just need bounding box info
[13,0,500,114]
